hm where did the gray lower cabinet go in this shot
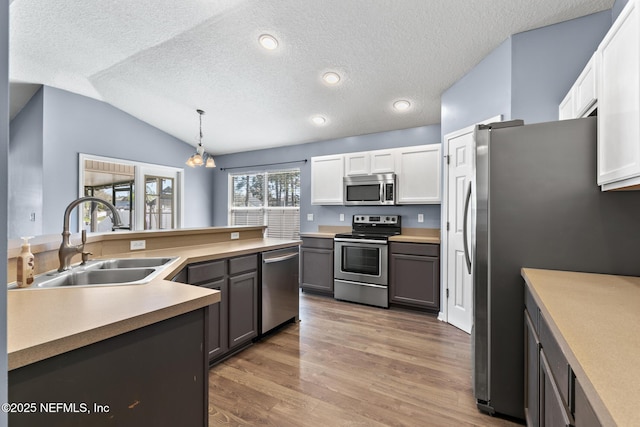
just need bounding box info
[179,254,258,364]
[228,255,259,349]
[573,377,601,427]
[300,237,334,295]
[524,307,540,427]
[9,309,208,427]
[200,278,228,359]
[539,349,572,427]
[524,284,602,427]
[389,242,440,311]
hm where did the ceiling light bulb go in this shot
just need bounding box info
[312,116,326,125]
[393,100,411,111]
[322,72,341,85]
[192,153,203,165]
[259,34,278,50]
[205,157,216,168]
[186,156,195,168]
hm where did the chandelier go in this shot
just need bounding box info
[186,109,215,168]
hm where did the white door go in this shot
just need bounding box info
[443,115,501,334]
[135,165,183,230]
[445,127,475,333]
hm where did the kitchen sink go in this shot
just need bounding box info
[89,257,176,269]
[33,268,157,288]
[9,257,178,290]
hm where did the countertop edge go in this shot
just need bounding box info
[9,290,220,370]
[521,268,616,427]
[8,238,299,370]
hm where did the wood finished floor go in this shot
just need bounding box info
[208,292,523,427]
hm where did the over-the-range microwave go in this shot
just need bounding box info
[343,173,396,205]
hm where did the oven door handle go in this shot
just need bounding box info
[334,238,388,245]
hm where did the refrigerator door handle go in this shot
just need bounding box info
[463,181,472,274]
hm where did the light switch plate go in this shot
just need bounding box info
[130,240,146,250]
[230,232,240,240]
[418,214,424,223]
[339,213,345,222]
[307,213,314,221]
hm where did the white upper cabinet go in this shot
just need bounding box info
[395,144,442,204]
[370,150,396,174]
[559,53,597,120]
[597,0,640,190]
[344,152,370,176]
[559,90,575,120]
[574,53,598,118]
[310,144,442,205]
[344,149,396,176]
[311,154,344,205]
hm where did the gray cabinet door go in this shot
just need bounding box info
[389,253,439,310]
[228,270,258,349]
[573,378,601,427]
[525,309,540,427]
[540,350,573,427]
[300,246,334,294]
[9,309,208,426]
[201,278,228,360]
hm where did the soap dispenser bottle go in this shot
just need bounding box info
[17,236,35,288]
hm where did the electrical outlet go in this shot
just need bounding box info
[230,232,240,240]
[418,214,424,223]
[339,213,345,222]
[307,213,314,221]
[130,240,146,250]
[30,212,36,222]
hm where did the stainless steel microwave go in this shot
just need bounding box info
[343,173,396,205]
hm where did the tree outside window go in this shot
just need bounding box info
[230,169,300,239]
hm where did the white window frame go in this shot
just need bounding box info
[227,168,300,239]
[79,153,184,232]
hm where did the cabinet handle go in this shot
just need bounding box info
[463,181,472,274]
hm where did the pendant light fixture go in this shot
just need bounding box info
[186,109,216,168]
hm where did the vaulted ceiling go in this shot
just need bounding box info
[9,0,614,154]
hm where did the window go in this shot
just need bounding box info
[144,175,175,230]
[80,154,183,232]
[229,169,300,239]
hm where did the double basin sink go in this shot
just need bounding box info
[10,257,178,290]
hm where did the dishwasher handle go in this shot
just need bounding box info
[262,252,299,264]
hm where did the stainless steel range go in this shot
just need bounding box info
[333,214,401,308]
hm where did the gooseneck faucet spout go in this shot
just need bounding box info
[58,196,122,272]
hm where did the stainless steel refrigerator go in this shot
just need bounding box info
[470,117,640,419]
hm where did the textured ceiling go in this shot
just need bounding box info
[9,0,614,155]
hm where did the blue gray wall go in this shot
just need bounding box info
[211,125,442,231]
[442,11,612,139]
[8,88,43,238]
[613,0,629,21]
[9,86,215,236]
[511,11,612,123]
[441,38,512,137]
[1,0,9,420]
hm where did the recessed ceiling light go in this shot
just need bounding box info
[393,100,411,112]
[312,115,326,125]
[322,72,341,85]
[259,34,278,50]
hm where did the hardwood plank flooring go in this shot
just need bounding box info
[208,292,523,426]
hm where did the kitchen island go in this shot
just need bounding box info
[7,227,300,427]
[522,268,640,427]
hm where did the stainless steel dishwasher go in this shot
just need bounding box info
[261,247,300,334]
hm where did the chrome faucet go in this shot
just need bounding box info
[58,196,122,272]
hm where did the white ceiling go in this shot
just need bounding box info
[9,0,614,155]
